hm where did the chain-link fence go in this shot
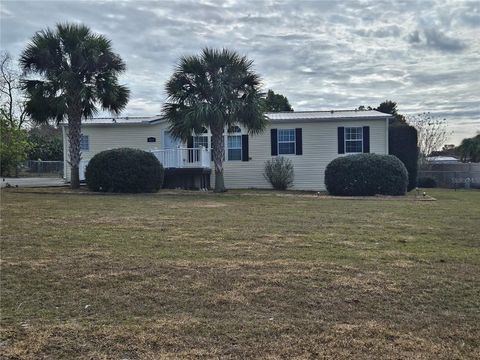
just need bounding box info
[18,160,64,178]
[418,163,480,189]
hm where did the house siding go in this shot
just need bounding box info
[220,119,388,191]
[63,117,388,191]
[63,123,167,181]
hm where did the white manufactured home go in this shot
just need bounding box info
[61,110,391,191]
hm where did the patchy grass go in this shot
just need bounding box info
[0,188,479,359]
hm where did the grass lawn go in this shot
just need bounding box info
[1,188,479,359]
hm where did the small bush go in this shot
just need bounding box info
[264,156,294,190]
[85,148,164,193]
[417,177,437,188]
[325,154,408,196]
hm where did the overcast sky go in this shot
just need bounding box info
[1,0,479,144]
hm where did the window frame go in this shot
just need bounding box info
[227,126,242,161]
[277,128,296,155]
[193,135,209,149]
[344,127,363,153]
[193,127,209,149]
[80,134,89,151]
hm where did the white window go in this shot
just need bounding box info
[227,126,242,161]
[193,127,208,148]
[345,127,363,153]
[278,128,295,154]
[80,134,89,151]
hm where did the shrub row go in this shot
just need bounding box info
[85,149,408,196]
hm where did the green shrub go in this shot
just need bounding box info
[85,148,164,193]
[325,154,408,196]
[264,156,294,190]
[389,124,418,191]
[417,177,437,188]
[1,116,30,177]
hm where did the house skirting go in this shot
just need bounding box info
[163,168,211,190]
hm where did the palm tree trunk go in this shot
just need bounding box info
[68,111,82,189]
[211,126,226,192]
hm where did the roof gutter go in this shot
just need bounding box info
[59,118,166,127]
[268,115,394,123]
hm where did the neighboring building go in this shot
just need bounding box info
[61,110,391,191]
[425,156,460,164]
[420,157,480,188]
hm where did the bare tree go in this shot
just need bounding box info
[407,112,450,161]
[0,51,27,129]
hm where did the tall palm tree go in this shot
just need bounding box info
[20,23,129,188]
[163,48,267,192]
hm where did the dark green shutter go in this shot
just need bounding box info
[242,135,249,161]
[187,136,193,148]
[363,126,370,153]
[295,128,303,155]
[338,127,345,154]
[271,129,278,155]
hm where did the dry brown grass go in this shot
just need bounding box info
[1,188,479,359]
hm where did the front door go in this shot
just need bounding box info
[163,131,181,149]
[163,131,182,167]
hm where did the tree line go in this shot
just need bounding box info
[1,53,63,177]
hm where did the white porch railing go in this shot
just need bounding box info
[151,147,211,169]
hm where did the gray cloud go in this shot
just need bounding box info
[0,0,479,145]
[355,25,402,38]
[407,30,421,43]
[407,28,467,52]
[423,28,467,52]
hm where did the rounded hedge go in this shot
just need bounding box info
[324,154,408,196]
[85,148,164,193]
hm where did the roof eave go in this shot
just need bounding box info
[268,115,393,123]
[60,117,166,127]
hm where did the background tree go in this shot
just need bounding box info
[376,100,398,116]
[0,52,28,129]
[264,89,293,112]
[27,123,63,161]
[457,134,480,162]
[429,144,456,157]
[375,100,406,124]
[20,23,129,188]
[407,112,450,161]
[356,105,372,111]
[163,48,267,192]
[0,114,30,177]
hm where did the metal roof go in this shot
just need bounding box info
[76,115,163,125]
[426,156,460,163]
[266,110,392,122]
[67,110,391,126]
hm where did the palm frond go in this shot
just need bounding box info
[22,79,67,123]
[19,28,62,75]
